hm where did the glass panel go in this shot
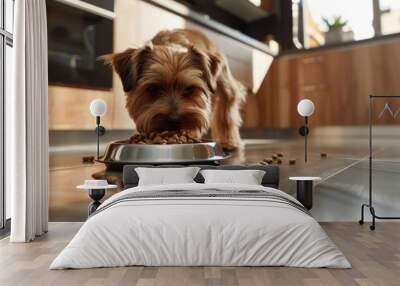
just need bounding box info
[5,0,14,33]
[0,37,4,228]
[0,0,3,30]
[47,1,113,89]
[367,97,400,219]
[5,43,12,220]
[380,0,400,36]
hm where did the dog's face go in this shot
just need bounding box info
[106,44,222,137]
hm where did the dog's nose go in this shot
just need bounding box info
[167,115,181,125]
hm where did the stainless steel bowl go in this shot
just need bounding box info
[98,140,230,168]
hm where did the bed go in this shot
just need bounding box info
[50,165,350,269]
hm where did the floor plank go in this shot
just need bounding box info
[1,222,400,286]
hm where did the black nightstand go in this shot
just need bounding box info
[289,177,321,210]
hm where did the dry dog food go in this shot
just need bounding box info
[263,158,274,164]
[82,156,95,164]
[129,130,202,144]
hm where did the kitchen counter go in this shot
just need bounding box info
[49,127,400,222]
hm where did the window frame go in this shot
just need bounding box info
[0,0,14,232]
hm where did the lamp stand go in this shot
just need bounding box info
[305,116,308,163]
[298,116,309,163]
[95,116,106,160]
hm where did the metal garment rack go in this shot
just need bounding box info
[359,95,400,230]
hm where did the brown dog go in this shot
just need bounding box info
[104,29,247,150]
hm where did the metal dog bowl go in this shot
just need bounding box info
[98,140,230,169]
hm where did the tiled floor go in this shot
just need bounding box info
[49,127,400,223]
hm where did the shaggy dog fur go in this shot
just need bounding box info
[104,29,247,150]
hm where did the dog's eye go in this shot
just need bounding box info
[147,85,163,96]
[182,86,197,97]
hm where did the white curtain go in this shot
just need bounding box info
[8,0,49,242]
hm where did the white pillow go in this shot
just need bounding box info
[135,167,200,186]
[200,169,266,185]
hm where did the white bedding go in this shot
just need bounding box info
[50,183,350,269]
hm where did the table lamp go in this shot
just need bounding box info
[90,99,107,160]
[297,99,315,163]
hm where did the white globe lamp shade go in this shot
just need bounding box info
[90,99,107,117]
[297,99,315,117]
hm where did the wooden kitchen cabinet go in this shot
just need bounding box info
[243,37,400,128]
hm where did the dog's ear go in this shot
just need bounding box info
[100,49,135,92]
[101,46,152,92]
[190,46,223,93]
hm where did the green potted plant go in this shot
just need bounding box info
[322,16,354,44]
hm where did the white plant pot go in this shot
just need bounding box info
[325,29,354,44]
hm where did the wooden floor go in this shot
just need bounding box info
[1,222,399,286]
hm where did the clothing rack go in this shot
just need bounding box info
[359,95,400,230]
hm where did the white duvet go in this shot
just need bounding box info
[50,183,350,269]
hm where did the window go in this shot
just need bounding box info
[5,0,13,33]
[380,0,400,36]
[301,0,400,49]
[1,0,14,230]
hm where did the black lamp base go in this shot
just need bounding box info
[298,126,309,136]
[95,126,106,136]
